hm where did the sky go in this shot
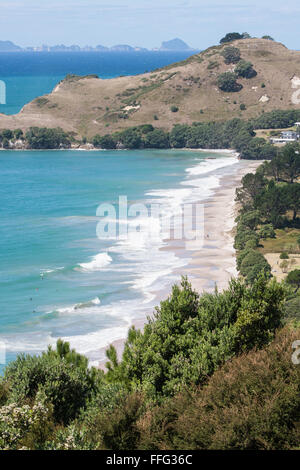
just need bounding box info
[0,0,299,50]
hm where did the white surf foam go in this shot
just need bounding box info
[54,297,101,315]
[186,156,238,177]
[78,252,112,272]
[2,152,240,367]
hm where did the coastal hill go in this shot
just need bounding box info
[1,38,300,138]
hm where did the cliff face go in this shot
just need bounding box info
[1,38,300,138]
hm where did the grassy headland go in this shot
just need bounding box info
[1,38,300,139]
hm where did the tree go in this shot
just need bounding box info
[262,35,274,41]
[144,129,169,149]
[285,183,300,221]
[238,210,261,230]
[220,32,244,44]
[25,127,70,149]
[277,144,300,184]
[286,270,300,292]
[280,260,289,274]
[234,228,259,251]
[236,172,267,209]
[217,72,242,92]
[258,224,276,239]
[169,124,190,148]
[92,134,116,149]
[138,124,154,134]
[0,129,13,140]
[221,46,241,64]
[235,60,257,78]
[105,276,285,399]
[1,138,9,149]
[239,138,277,160]
[13,129,23,140]
[240,251,271,284]
[4,340,99,425]
[256,182,289,226]
[118,128,142,149]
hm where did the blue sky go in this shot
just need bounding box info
[0,0,299,49]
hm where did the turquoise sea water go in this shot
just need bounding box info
[0,150,239,371]
[0,50,239,371]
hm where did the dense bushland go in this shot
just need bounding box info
[1,272,298,450]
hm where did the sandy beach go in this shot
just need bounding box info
[181,158,262,293]
[97,156,262,369]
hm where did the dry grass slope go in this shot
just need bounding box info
[1,38,300,138]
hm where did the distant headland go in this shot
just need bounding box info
[0,38,197,53]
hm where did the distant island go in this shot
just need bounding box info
[159,38,194,51]
[0,40,22,52]
[0,38,197,53]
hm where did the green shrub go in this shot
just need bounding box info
[92,134,116,149]
[139,327,300,450]
[240,251,271,284]
[4,341,99,425]
[286,270,300,292]
[217,72,242,92]
[144,129,169,149]
[25,127,71,149]
[220,32,244,44]
[0,129,13,140]
[259,224,276,239]
[235,60,257,79]
[105,276,285,399]
[170,106,179,113]
[118,128,142,149]
[234,227,259,251]
[221,46,241,64]
[280,252,289,260]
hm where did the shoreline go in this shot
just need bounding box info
[181,159,261,293]
[97,156,262,370]
[0,146,240,154]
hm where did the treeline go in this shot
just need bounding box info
[235,143,300,284]
[2,273,300,450]
[92,118,277,160]
[251,109,300,129]
[0,127,71,149]
[1,108,300,156]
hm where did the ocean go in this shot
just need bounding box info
[0,52,238,372]
[0,150,239,372]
